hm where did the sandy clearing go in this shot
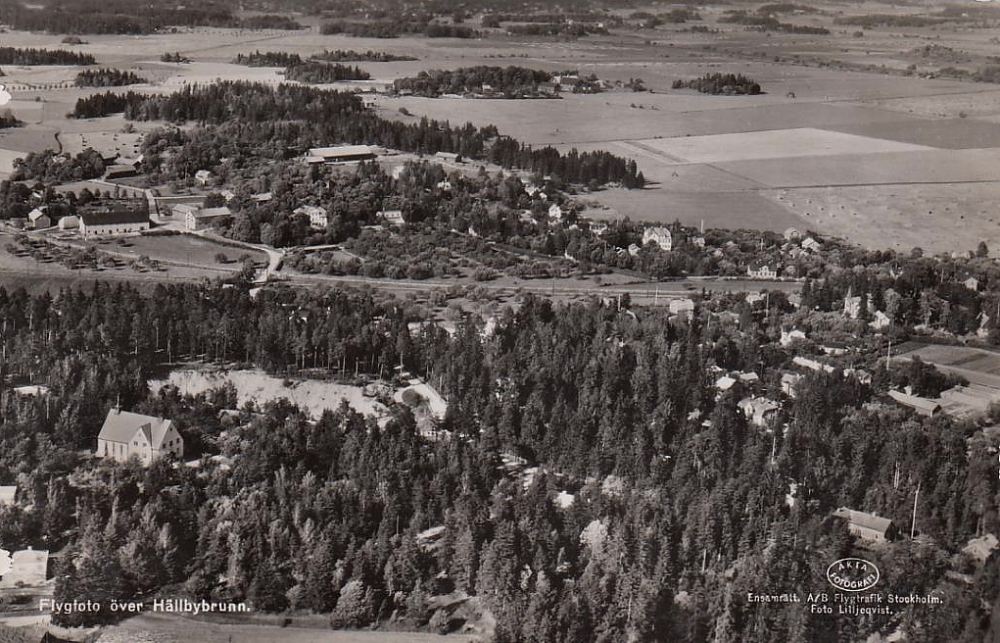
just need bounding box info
[150,369,386,419]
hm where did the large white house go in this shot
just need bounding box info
[294,204,328,229]
[96,409,183,465]
[642,227,672,251]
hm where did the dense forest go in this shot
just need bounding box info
[233,51,303,67]
[672,73,763,95]
[393,66,554,97]
[74,68,147,87]
[0,281,993,642]
[284,62,371,84]
[0,47,95,66]
[320,20,476,39]
[70,81,644,188]
[0,0,301,34]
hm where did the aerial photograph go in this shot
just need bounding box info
[0,0,999,641]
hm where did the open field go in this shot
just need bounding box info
[632,128,933,164]
[892,343,1000,390]
[89,234,268,268]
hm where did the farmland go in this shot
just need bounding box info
[0,2,998,255]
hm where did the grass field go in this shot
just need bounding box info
[893,344,1000,389]
[90,234,268,268]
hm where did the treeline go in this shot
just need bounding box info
[284,62,371,84]
[672,72,762,95]
[11,149,106,182]
[237,14,303,30]
[0,46,95,66]
[0,0,233,35]
[313,49,418,62]
[720,10,830,34]
[505,23,606,37]
[630,9,702,27]
[76,81,643,188]
[160,52,191,63]
[74,68,146,87]
[233,51,303,67]
[72,91,142,119]
[393,66,552,97]
[0,0,301,34]
[320,20,476,39]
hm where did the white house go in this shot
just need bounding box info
[28,207,51,229]
[96,408,184,465]
[747,262,779,279]
[965,276,980,291]
[783,227,803,241]
[294,204,328,229]
[801,237,822,253]
[738,397,781,427]
[194,169,213,186]
[780,329,807,347]
[669,298,695,315]
[642,226,672,251]
[185,206,232,231]
[548,203,563,222]
[379,210,406,226]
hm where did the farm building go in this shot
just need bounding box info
[58,215,79,230]
[251,192,273,203]
[435,151,460,163]
[185,206,232,231]
[643,226,673,251]
[27,207,51,229]
[294,204,328,229]
[171,203,199,218]
[887,390,941,417]
[306,145,377,164]
[96,408,184,465]
[832,507,895,543]
[105,164,138,180]
[78,200,150,239]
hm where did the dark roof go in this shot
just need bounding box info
[79,200,149,226]
[833,507,892,534]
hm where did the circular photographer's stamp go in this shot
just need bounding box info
[827,558,880,592]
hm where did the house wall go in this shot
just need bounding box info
[81,221,149,239]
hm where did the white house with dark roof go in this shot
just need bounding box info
[96,408,183,465]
